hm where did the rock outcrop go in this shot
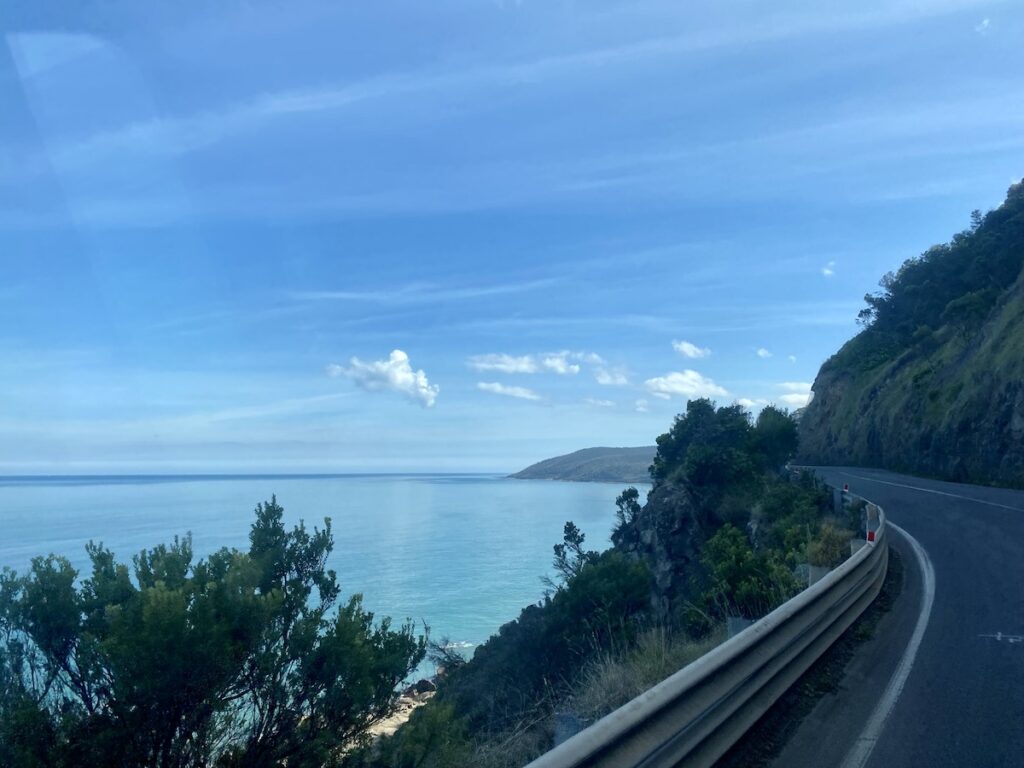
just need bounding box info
[614,481,711,617]
[799,295,1024,485]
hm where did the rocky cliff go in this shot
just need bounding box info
[612,480,710,617]
[800,180,1024,487]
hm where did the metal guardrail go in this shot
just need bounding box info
[527,499,888,768]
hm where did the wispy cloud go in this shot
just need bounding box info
[644,369,728,400]
[821,260,836,277]
[178,393,353,425]
[584,398,615,408]
[540,352,580,375]
[595,367,630,386]
[634,399,649,413]
[974,17,991,34]
[17,80,1024,229]
[672,339,711,359]
[477,382,542,401]
[291,279,555,305]
[25,1,998,176]
[328,349,439,407]
[468,350,599,376]
[467,353,538,374]
[756,348,773,359]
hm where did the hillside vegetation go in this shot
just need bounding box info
[365,403,850,768]
[799,180,1024,486]
[510,447,656,483]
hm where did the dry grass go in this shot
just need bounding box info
[569,625,727,722]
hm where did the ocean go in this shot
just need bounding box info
[0,473,645,673]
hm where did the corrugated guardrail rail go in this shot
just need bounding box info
[527,497,888,768]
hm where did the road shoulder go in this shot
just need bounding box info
[713,531,919,768]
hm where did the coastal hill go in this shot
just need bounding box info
[510,446,656,483]
[799,180,1024,487]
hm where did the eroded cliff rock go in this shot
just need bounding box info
[614,481,711,617]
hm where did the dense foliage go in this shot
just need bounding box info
[640,401,838,626]
[840,180,1024,371]
[0,498,425,768]
[650,400,798,486]
[800,180,1024,486]
[366,539,651,767]
[372,401,848,767]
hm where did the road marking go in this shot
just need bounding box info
[839,471,1024,513]
[979,632,1024,644]
[839,520,936,768]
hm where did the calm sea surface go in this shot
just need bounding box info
[0,474,644,672]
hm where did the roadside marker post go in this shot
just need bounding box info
[865,502,880,543]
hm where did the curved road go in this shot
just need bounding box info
[775,467,1024,768]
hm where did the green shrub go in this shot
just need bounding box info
[808,523,854,569]
[0,498,425,768]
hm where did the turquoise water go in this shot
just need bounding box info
[0,474,644,671]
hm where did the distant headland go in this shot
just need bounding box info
[510,446,656,484]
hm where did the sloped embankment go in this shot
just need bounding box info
[800,181,1024,487]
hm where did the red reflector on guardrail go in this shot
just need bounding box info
[867,530,876,543]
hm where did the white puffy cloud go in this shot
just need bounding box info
[595,367,629,386]
[737,397,770,410]
[738,383,814,412]
[644,369,729,400]
[477,381,542,401]
[584,398,615,408]
[634,399,649,413]
[466,350,601,375]
[822,260,836,277]
[541,352,580,375]
[756,348,773,359]
[776,381,813,408]
[467,353,538,373]
[332,349,439,407]
[780,392,812,408]
[672,339,710,359]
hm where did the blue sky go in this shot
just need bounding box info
[1,0,1022,473]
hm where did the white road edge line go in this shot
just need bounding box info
[839,520,936,768]
[842,471,1024,513]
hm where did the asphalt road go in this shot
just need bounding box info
[775,467,1024,768]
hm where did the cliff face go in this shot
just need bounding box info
[614,481,710,617]
[800,181,1024,487]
